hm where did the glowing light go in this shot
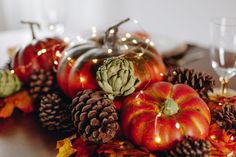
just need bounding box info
[37,51,42,56]
[132,39,138,44]
[80,76,85,83]
[91,26,97,33]
[67,57,72,61]
[56,51,62,57]
[64,51,68,56]
[76,35,84,42]
[126,33,131,38]
[109,29,115,34]
[138,53,143,57]
[160,73,164,77]
[70,42,75,46]
[218,102,223,106]
[92,59,98,63]
[10,70,15,74]
[49,25,55,30]
[41,49,46,53]
[155,136,161,143]
[54,60,58,65]
[175,123,180,129]
[140,90,144,94]
[227,151,234,157]
[150,41,155,46]
[133,19,139,24]
[230,136,234,141]
[173,71,177,75]
[124,45,129,50]
[91,33,97,38]
[210,135,216,140]
[64,37,70,43]
[121,37,126,41]
[145,38,150,43]
[108,49,113,54]
[157,112,162,117]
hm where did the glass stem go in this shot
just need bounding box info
[219,76,229,95]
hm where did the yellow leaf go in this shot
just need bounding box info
[56,138,77,157]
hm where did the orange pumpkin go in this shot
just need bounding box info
[121,82,211,151]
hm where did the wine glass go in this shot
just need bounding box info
[210,17,236,96]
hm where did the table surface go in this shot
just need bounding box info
[0,46,235,157]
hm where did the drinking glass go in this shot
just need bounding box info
[210,17,236,96]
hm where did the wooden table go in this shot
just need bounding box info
[0,46,235,157]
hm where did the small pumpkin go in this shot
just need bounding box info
[121,82,211,151]
[13,21,66,82]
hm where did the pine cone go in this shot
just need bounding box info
[39,92,75,133]
[70,89,119,144]
[167,136,211,157]
[212,104,236,135]
[29,69,56,100]
[96,57,140,99]
[0,70,21,97]
[164,68,215,100]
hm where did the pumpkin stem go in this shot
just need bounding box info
[104,18,130,51]
[162,98,179,115]
[21,21,41,40]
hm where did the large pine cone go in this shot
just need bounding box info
[164,68,215,100]
[167,136,211,157]
[212,103,236,135]
[29,69,56,100]
[39,92,75,133]
[70,89,119,144]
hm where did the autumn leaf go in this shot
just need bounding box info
[0,102,14,118]
[56,137,77,157]
[4,90,33,113]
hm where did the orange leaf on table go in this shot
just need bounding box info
[4,90,33,113]
[0,102,15,118]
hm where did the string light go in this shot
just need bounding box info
[121,37,126,41]
[124,45,129,50]
[76,35,84,42]
[37,51,42,56]
[210,135,216,140]
[109,29,115,34]
[138,53,143,57]
[63,37,70,43]
[145,38,150,43]
[227,151,234,157]
[56,50,62,58]
[10,70,15,74]
[173,71,177,75]
[107,49,113,54]
[125,33,131,38]
[160,73,164,77]
[92,59,98,63]
[230,136,234,141]
[133,19,139,24]
[67,57,72,61]
[175,122,180,129]
[70,42,75,46]
[80,76,85,83]
[64,51,68,56]
[54,60,58,65]
[155,136,161,143]
[132,39,138,44]
[150,41,155,46]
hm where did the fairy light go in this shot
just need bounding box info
[125,33,131,38]
[64,51,68,56]
[70,42,75,46]
[150,41,155,46]
[121,37,126,41]
[54,60,58,65]
[133,19,139,24]
[56,50,62,58]
[41,49,46,53]
[138,53,143,57]
[67,57,72,61]
[155,136,161,143]
[173,71,177,75]
[175,122,180,129]
[160,73,164,77]
[230,136,234,141]
[64,37,70,43]
[210,135,216,140]
[132,39,138,44]
[124,45,129,50]
[80,76,85,83]
[10,70,15,74]
[92,59,98,63]
[76,35,84,42]
[145,38,150,43]
[227,151,234,157]
[107,49,113,54]
[218,102,223,106]
[109,29,115,34]
[37,51,42,56]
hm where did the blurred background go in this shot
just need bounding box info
[0,0,236,46]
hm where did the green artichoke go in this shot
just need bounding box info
[0,70,21,97]
[96,57,140,99]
